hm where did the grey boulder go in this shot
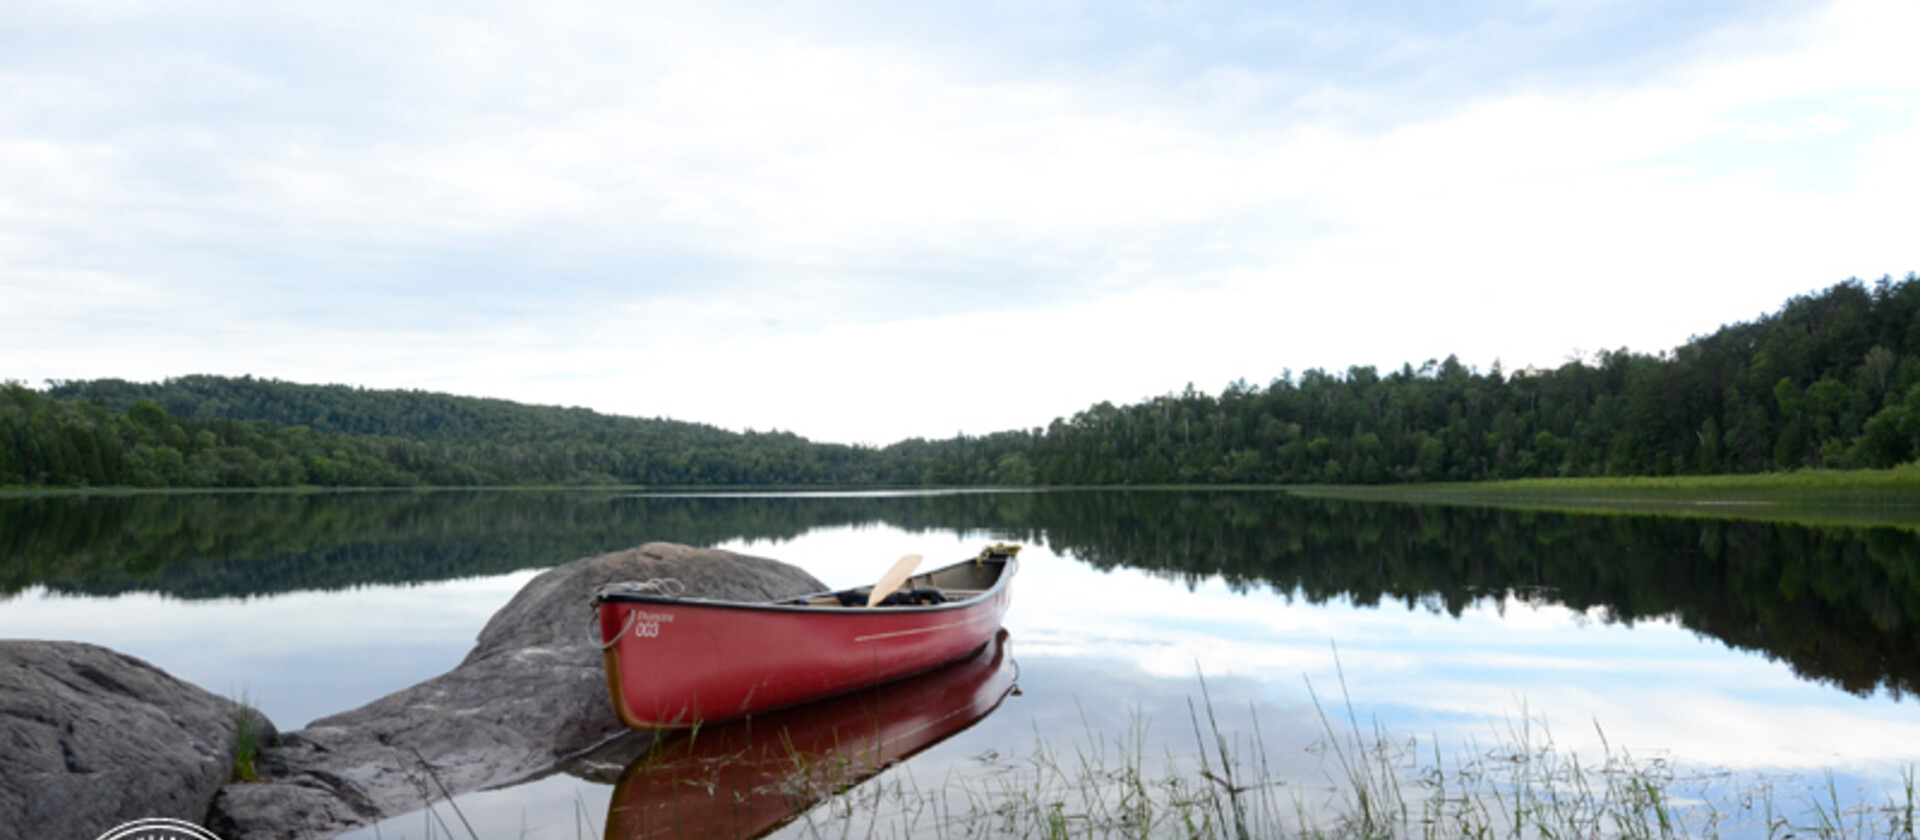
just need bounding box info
[0,640,271,840]
[210,542,826,839]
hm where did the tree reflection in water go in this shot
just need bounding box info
[4,489,1914,697]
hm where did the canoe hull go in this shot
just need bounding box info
[595,552,1014,730]
[603,628,1017,839]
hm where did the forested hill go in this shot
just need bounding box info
[6,273,1920,489]
[935,273,1920,485]
[5,377,911,486]
[47,375,727,446]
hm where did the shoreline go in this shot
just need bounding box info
[12,470,1920,528]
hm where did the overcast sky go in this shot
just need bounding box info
[5,0,1917,444]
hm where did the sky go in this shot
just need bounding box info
[4,0,1918,445]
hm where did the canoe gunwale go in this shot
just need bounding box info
[591,554,1015,617]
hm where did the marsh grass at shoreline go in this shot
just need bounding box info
[867,688,1920,840]
[1287,467,1920,528]
[388,688,1918,840]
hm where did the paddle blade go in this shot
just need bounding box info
[868,554,923,607]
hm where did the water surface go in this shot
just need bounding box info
[2,489,1914,836]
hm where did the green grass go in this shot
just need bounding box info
[377,687,1918,840]
[1286,465,1920,528]
[842,693,1920,840]
[734,669,1919,840]
[229,693,268,784]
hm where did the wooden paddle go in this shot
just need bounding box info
[867,553,923,607]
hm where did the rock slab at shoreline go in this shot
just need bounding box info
[209,542,827,839]
[0,640,268,840]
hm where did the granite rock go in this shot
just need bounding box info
[0,640,270,840]
[208,542,825,839]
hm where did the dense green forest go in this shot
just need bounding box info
[0,378,919,487]
[964,272,1920,485]
[6,273,1920,489]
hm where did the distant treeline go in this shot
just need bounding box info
[0,377,923,487]
[5,273,1920,488]
[946,272,1920,484]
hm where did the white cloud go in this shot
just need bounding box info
[2,0,1916,441]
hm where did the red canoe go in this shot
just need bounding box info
[603,628,1017,840]
[592,544,1018,730]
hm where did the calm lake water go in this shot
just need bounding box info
[2,489,1916,838]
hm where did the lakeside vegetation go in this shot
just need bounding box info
[7,273,1920,490]
[1289,467,1920,528]
[1315,464,1920,501]
[433,681,1919,840]
[790,696,1919,840]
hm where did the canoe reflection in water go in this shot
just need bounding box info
[602,628,1017,840]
